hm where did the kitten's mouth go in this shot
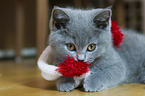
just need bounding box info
[66,55,91,64]
[78,60,85,62]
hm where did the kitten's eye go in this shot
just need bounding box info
[87,44,96,51]
[66,43,76,51]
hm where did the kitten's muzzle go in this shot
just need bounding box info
[77,54,85,62]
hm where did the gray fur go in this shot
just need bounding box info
[48,7,145,92]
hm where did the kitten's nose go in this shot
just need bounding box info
[77,54,85,62]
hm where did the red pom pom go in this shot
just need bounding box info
[56,56,91,77]
[111,20,125,48]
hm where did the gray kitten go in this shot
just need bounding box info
[47,6,145,92]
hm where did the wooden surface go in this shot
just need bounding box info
[0,59,145,96]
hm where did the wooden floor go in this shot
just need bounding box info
[0,59,145,96]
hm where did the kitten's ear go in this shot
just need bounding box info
[50,6,70,31]
[93,10,111,29]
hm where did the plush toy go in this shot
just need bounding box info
[37,54,91,81]
[37,20,124,81]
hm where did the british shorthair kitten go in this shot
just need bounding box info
[43,6,145,92]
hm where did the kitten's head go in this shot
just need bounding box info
[49,6,112,63]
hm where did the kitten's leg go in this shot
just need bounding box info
[83,64,126,92]
[56,77,75,92]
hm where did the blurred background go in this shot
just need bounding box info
[0,0,145,62]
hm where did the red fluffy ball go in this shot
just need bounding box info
[56,56,91,77]
[111,20,125,48]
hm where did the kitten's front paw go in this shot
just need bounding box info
[56,77,75,92]
[83,77,105,92]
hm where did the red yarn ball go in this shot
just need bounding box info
[56,56,91,77]
[111,20,125,48]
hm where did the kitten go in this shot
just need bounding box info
[42,6,145,92]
